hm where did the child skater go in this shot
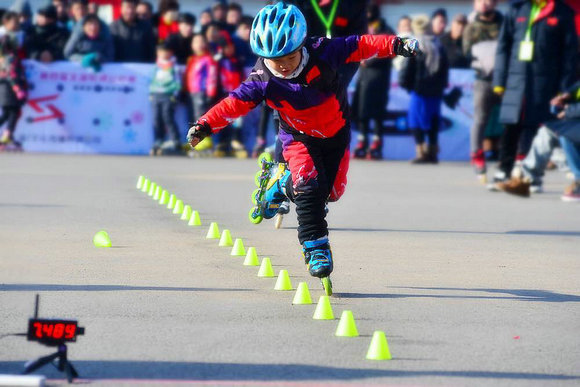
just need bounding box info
[187,3,419,285]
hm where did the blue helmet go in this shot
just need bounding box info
[250,3,307,59]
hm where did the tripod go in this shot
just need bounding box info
[23,343,79,383]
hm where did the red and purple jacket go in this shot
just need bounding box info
[184,54,218,98]
[199,35,398,139]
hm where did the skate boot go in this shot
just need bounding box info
[213,142,228,158]
[231,139,248,159]
[249,152,291,224]
[252,137,266,158]
[353,135,368,159]
[0,131,22,152]
[274,199,290,229]
[303,237,333,295]
[157,140,182,156]
[471,149,487,184]
[368,135,383,160]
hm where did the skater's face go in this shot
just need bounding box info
[397,17,411,34]
[431,15,447,36]
[120,1,137,23]
[192,34,207,55]
[84,20,100,39]
[265,49,302,77]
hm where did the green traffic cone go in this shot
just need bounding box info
[231,238,246,256]
[219,229,233,247]
[243,247,259,266]
[159,190,169,205]
[366,331,392,360]
[148,182,156,196]
[188,210,201,226]
[153,185,162,201]
[206,222,220,239]
[292,282,312,305]
[181,205,192,221]
[141,178,150,193]
[173,199,184,215]
[313,296,334,320]
[257,257,275,277]
[136,175,145,189]
[93,230,111,248]
[167,194,176,209]
[335,310,359,337]
[274,270,292,291]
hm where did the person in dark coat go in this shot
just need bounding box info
[110,0,155,63]
[399,14,449,164]
[64,14,113,71]
[0,36,26,150]
[440,13,470,68]
[352,4,395,160]
[491,0,577,184]
[26,5,70,62]
[165,12,195,65]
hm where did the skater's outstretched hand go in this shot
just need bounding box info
[394,37,421,57]
[187,122,212,148]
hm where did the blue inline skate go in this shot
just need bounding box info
[249,152,291,226]
[303,237,333,296]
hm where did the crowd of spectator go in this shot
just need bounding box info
[0,0,578,200]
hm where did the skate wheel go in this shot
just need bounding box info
[251,188,261,205]
[248,207,263,224]
[257,152,273,167]
[321,277,333,296]
[254,170,263,187]
[274,214,283,229]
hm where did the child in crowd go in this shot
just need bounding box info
[157,3,179,42]
[187,3,418,286]
[149,42,181,155]
[64,14,113,72]
[184,33,217,156]
[0,36,27,151]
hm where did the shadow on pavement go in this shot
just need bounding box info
[0,284,252,292]
[0,361,578,382]
[338,287,580,302]
[327,228,580,237]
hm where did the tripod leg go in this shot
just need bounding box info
[65,361,79,379]
[23,352,59,374]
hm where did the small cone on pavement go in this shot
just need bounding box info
[274,269,292,290]
[159,190,169,205]
[153,185,162,200]
[292,282,312,305]
[366,331,392,360]
[181,205,192,220]
[335,310,359,337]
[93,230,112,248]
[231,238,246,256]
[206,222,220,239]
[136,175,145,189]
[141,178,150,193]
[148,182,156,196]
[173,199,184,214]
[243,247,259,266]
[167,194,176,209]
[219,229,233,247]
[188,210,201,226]
[313,295,334,320]
[257,258,275,277]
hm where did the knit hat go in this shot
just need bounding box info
[411,14,430,35]
[37,5,57,20]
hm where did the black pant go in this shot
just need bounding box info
[151,94,179,144]
[412,116,440,145]
[284,127,350,244]
[499,123,538,175]
[358,118,383,138]
[0,105,21,134]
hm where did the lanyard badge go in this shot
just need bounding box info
[519,3,540,62]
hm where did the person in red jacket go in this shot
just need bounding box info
[187,3,418,289]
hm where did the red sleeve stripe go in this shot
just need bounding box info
[345,34,397,64]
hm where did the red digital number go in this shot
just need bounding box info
[64,324,76,339]
[33,322,43,338]
[53,323,64,339]
[42,323,54,337]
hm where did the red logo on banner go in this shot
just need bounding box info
[27,95,64,123]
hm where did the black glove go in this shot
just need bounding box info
[187,121,212,148]
[394,37,420,57]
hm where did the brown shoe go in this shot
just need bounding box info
[497,178,531,197]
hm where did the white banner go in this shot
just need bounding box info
[14,61,475,160]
